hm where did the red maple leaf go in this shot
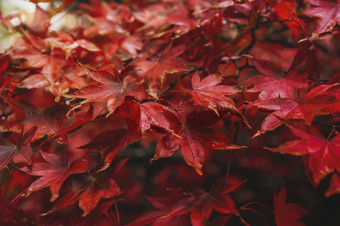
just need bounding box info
[78,129,132,172]
[128,178,242,226]
[190,178,242,225]
[10,28,99,101]
[132,46,187,97]
[152,105,246,175]
[288,40,319,78]
[44,31,100,54]
[78,177,121,217]
[10,48,49,69]
[45,160,123,217]
[266,119,340,185]
[325,172,340,197]
[23,5,50,36]
[305,0,340,34]
[67,66,138,116]
[3,100,68,141]
[46,177,121,217]
[140,101,180,135]
[0,126,36,170]
[0,139,17,170]
[21,151,95,201]
[245,58,308,101]
[191,72,242,115]
[79,0,132,38]
[121,35,143,56]
[251,83,340,137]
[48,200,119,225]
[273,185,308,226]
[273,1,307,38]
[118,97,181,137]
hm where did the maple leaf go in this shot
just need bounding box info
[46,104,95,144]
[325,172,340,197]
[24,5,50,36]
[11,48,70,100]
[152,105,246,175]
[10,48,49,68]
[41,54,67,86]
[140,101,180,134]
[118,97,180,136]
[251,83,340,137]
[78,129,131,172]
[10,30,99,101]
[116,97,142,137]
[79,0,134,38]
[121,35,143,56]
[265,119,340,185]
[17,73,49,89]
[288,40,319,78]
[129,178,242,226]
[296,84,340,123]
[132,47,187,97]
[190,178,242,225]
[0,139,16,170]
[21,151,95,201]
[273,185,308,226]
[164,3,197,33]
[0,98,71,142]
[128,194,193,226]
[9,32,68,87]
[45,177,121,217]
[250,98,298,138]
[0,126,36,170]
[45,160,123,217]
[191,73,242,116]
[67,66,137,116]
[0,101,92,146]
[49,200,120,225]
[44,32,100,55]
[274,1,307,38]
[78,177,121,217]
[245,58,308,101]
[49,65,90,102]
[132,3,172,35]
[305,0,340,34]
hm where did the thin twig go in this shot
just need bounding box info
[10,188,27,204]
[240,207,269,226]
[225,150,232,182]
[240,201,273,212]
[226,122,240,182]
[239,28,256,55]
[113,200,120,224]
[159,66,203,96]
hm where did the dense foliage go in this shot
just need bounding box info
[0,0,339,225]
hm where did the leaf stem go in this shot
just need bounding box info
[113,200,120,223]
[240,207,269,226]
[10,188,27,204]
[225,151,232,182]
[240,201,273,212]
